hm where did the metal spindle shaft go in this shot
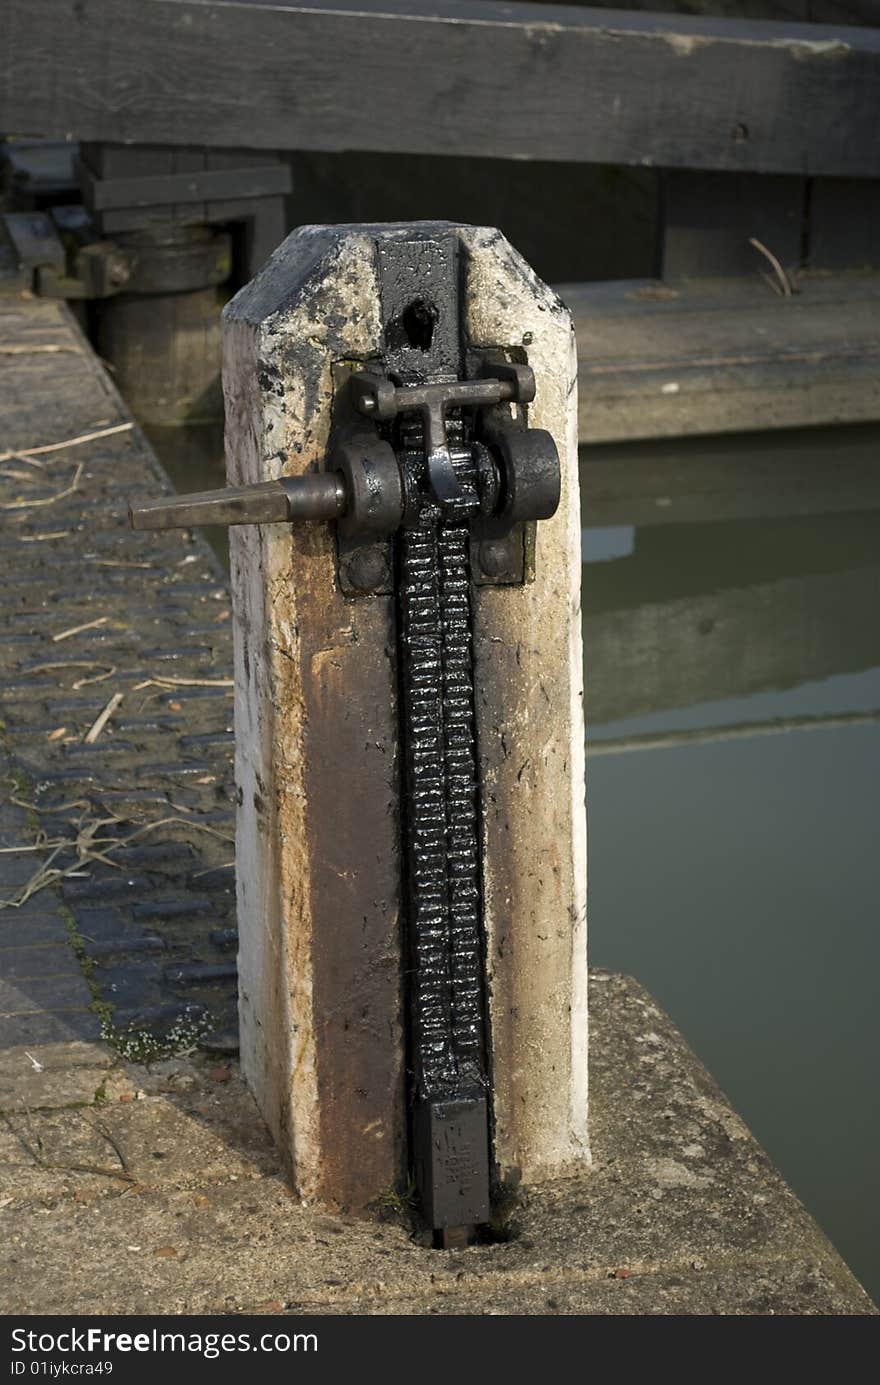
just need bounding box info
[129,473,346,531]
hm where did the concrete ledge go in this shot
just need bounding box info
[1,972,874,1315]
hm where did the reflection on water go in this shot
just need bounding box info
[150,419,880,1303]
[582,424,880,1304]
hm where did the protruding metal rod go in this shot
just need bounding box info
[129,473,347,531]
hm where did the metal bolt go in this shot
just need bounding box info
[359,395,376,412]
[478,540,510,579]
[345,547,389,592]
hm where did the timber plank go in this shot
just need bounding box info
[1,1,879,175]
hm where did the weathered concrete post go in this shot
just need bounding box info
[139,222,587,1228]
[221,224,588,1218]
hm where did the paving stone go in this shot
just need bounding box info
[194,868,235,892]
[61,875,153,903]
[110,999,208,1033]
[87,958,166,1011]
[134,762,215,779]
[208,929,237,951]
[61,741,138,757]
[179,732,234,749]
[84,936,165,959]
[69,907,129,938]
[0,915,69,948]
[111,842,196,869]
[0,1041,115,1112]
[0,677,55,694]
[0,1010,102,1047]
[0,853,45,890]
[0,943,87,979]
[163,962,237,987]
[133,895,214,920]
[0,972,94,1015]
[13,760,100,785]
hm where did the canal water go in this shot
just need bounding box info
[150,419,880,1304]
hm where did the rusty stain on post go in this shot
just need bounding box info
[223,230,405,1209]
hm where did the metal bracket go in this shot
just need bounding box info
[331,353,553,595]
[330,364,396,596]
[0,210,131,299]
[469,351,538,587]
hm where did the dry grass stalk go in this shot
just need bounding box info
[73,666,117,689]
[0,467,42,483]
[5,455,47,471]
[748,237,794,297]
[94,560,152,570]
[0,462,84,511]
[192,860,235,877]
[0,421,134,465]
[0,808,233,911]
[52,616,109,643]
[26,660,118,690]
[83,692,124,744]
[132,676,233,692]
[0,344,73,355]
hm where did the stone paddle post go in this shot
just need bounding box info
[219,223,588,1218]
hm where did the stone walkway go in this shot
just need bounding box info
[0,743,100,1047]
[0,294,238,1052]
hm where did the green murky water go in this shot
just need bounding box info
[151,420,880,1304]
[582,424,880,1304]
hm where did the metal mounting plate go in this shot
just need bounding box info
[467,346,537,586]
[330,362,394,596]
